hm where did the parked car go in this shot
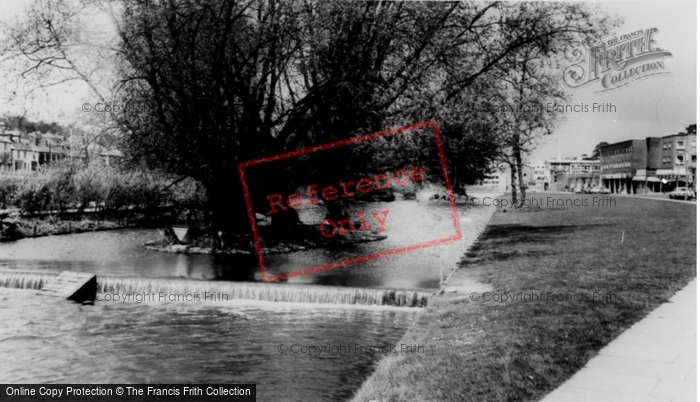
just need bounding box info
[573,187,585,194]
[589,186,611,194]
[668,187,696,200]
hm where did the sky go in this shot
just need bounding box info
[529,0,697,161]
[0,0,696,162]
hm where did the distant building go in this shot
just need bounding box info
[545,159,600,192]
[10,142,37,171]
[0,121,68,172]
[601,133,697,194]
[600,140,646,194]
[478,161,534,191]
[657,133,696,192]
[0,136,13,171]
[531,160,549,191]
[100,149,124,166]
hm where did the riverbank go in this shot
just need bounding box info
[143,223,388,255]
[0,202,181,242]
[351,194,696,402]
[0,214,136,241]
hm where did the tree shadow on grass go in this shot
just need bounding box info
[482,224,608,243]
[462,224,610,263]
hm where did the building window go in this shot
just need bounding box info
[693,155,697,162]
[677,140,685,149]
[676,155,684,164]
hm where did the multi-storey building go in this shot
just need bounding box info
[600,140,647,194]
[635,137,664,193]
[0,136,13,171]
[477,161,534,191]
[545,159,600,191]
[531,161,549,191]
[0,122,68,172]
[657,133,697,191]
[601,133,697,194]
[10,142,37,171]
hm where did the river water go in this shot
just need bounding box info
[0,288,416,401]
[0,200,488,289]
[0,198,496,401]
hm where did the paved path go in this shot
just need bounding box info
[540,278,696,402]
[609,193,697,205]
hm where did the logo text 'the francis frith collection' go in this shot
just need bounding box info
[563,28,672,93]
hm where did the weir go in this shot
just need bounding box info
[0,271,429,307]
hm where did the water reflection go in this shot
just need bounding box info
[0,200,493,289]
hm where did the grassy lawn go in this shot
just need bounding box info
[351,194,696,402]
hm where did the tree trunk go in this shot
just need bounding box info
[205,173,307,233]
[270,208,303,228]
[510,161,518,207]
[514,60,528,208]
[514,141,527,208]
[204,180,251,234]
[324,197,351,220]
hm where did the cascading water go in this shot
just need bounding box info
[0,270,429,307]
[0,271,53,290]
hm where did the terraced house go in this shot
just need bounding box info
[0,121,68,172]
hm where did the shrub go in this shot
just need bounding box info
[74,167,105,214]
[45,164,76,214]
[0,175,19,209]
[5,161,207,222]
[15,174,52,216]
